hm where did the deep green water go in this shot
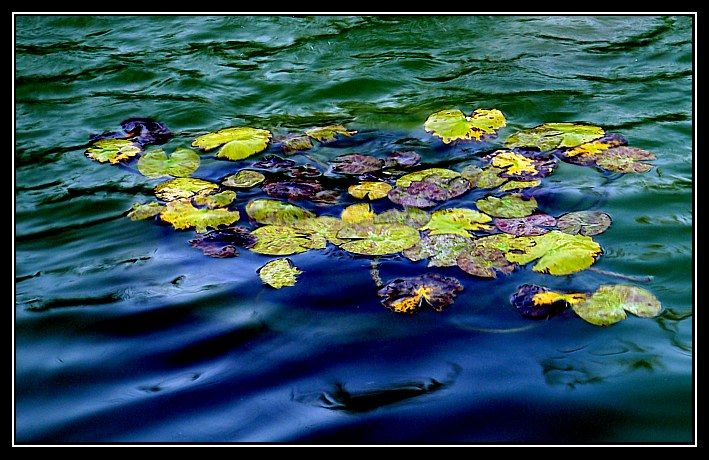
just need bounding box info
[15,15,693,443]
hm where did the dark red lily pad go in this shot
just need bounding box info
[286,164,322,179]
[384,151,421,168]
[90,117,172,147]
[188,225,257,258]
[311,190,341,204]
[252,155,296,171]
[456,247,514,278]
[331,154,384,175]
[495,214,557,236]
[510,284,578,319]
[377,273,464,313]
[388,175,470,208]
[263,181,323,200]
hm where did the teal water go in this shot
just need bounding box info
[15,15,693,443]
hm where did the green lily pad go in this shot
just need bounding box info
[499,179,540,192]
[137,148,200,178]
[505,123,605,151]
[460,165,508,189]
[505,230,602,275]
[374,207,431,228]
[348,181,393,200]
[403,233,473,267]
[192,127,272,160]
[292,216,346,246]
[305,125,356,142]
[595,146,656,173]
[154,178,219,202]
[337,223,420,256]
[159,199,240,233]
[341,203,375,224]
[556,211,612,236]
[572,284,661,326]
[193,190,236,209]
[475,194,538,218]
[245,199,315,225]
[456,247,515,278]
[395,168,461,188]
[424,109,506,144]
[250,225,325,255]
[420,208,493,237]
[222,170,265,188]
[378,273,463,313]
[258,258,302,289]
[127,202,163,221]
[85,138,141,164]
[474,233,536,253]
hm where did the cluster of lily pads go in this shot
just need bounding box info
[84,108,662,325]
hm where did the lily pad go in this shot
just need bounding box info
[421,208,493,237]
[396,168,460,188]
[495,214,557,236]
[556,211,612,236]
[460,165,508,189]
[312,190,340,204]
[456,247,515,278]
[505,230,602,275]
[424,109,506,144]
[389,174,470,208]
[258,258,302,289]
[348,181,393,200]
[286,165,322,179]
[510,284,586,319]
[85,138,141,164]
[305,125,357,142]
[341,203,375,224]
[120,118,172,146]
[475,194,538,218]
[160,199,240,233]
[331,154,384,175]
[263,181,323,200]
[378,273,463,313]
[505,123,605,151]
[403,234,473,267]
[252,155,296,171]
[222,170,265,188]
[595,147,656,173]
[558,134,627,164]
[193,190,236,209]
[188,225,256,258]
[292,216,346,245]
[192,127,271,160]
[154,178,219,202]
[572,284,661,326]
[137,148,200,178]
[250,225,325,255]
[473,233,536,253]
[245,199,314,226]
[127,202,163,221]
[487,150,556,180]
[384,151,421,168]
[499,180,540,192]
[374,207,431,228]
[337,223,420,256]
[281,135,313,153]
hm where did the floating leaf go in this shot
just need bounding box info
[505,231,602,275]
[385,151,421,168]
[460,165,508,189]
[396,168,460,188]
[337,224,420,256]
[424,109,506,143]
[245,199,314,226]
[119,118,172,146]
[556,211,612,236]
[378,273,463,313]
[403,234,473,267]
[286,165,321,179]
[475,194,538,218]
[192,127,271,160]
[456,247,514,278]
[154,178,219,202]
[258,258,302,289]
[331,154,384,175]
[474,233,536,253]
[572,285,661,326]
[188,225,256,258]
[281,135,313,153]
[263,181,323,200]
[559,134,627,162]
[510,284,586,319]
[85,138,141,164]
[305,124,356,142]
[222,170,265,188]
[250,225,325,255]
[137,148,200,178]
[495,214,557,236]
[292,216,346,245]
[487,150,556,180]
[389,173,469,208]
[312,190,340,204]
[348,181,393,200]
[499,179,540,192]
[374,207,431,228]
[160,199,240,233]
[421,208,492,237]
[127,202,163,221]
[341,203,375,224]
[505,123,605,151]
[595,147,656,173]
[252,155,296,170]
[193,190,236,209]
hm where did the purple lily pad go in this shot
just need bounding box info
[331,154,384,175]
[252,155,296,171]
[384,151,421,168]
[188,225,256,258]
[90,117,172,147]
[311,190,341,204]
[456,247,515,278]
[377,273,464,313]
[510,284,573,319]
[263,181,323,200]
[286,164,322,179]
[495,214,557,236]
[388,175,470,208]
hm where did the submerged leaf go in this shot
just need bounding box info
[222,170,265,188]
[384,151,421,168]
[193,190,236,209]
[85,138,141,164]
[510,284,586,319]
[286,164,322,179]
[250,225,325,255]
[337,224,420,256]
[595,146,656,173]
[456,247,514,278]
[374,207,431,228]
[263,181,323,200]
[137,148,200,178]
[127,202,163,221]
[258,258,302,288]
[421,208,492,237]
[505,230,602,275]
[341,203,375,224]
[305,124,356,142]
[403,233,473,267]
[378,273,463,313]
[424,109,506,143]
[331,154,384,175]
[252,155,296,170]
[460,165,508,189]
[348,181,393,200]
[245,199,314,225]
[281,135,313,153]
[154,178,219,202]
[475,194,538,218]
[188,225,256,258]
[572,284,661,326]
[160,199,240,233]
[495,214,557,236]
[505,123,605,151]
[192,127,271,160]
[556,211,611,236]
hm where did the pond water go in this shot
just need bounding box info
[14,15,693,443]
